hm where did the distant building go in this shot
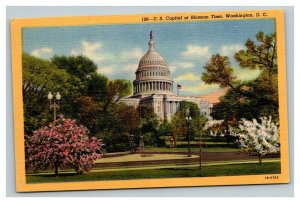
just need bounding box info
[119,31,213,121]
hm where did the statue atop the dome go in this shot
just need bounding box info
[150,31,153,40]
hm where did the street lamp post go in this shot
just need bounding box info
[47,92,61,121]
[199,134,203,170]
[154,117,160,148]
[138,105,144,155]
[129,134,135,153]
[139,134,144,154]
[185,108,192,157]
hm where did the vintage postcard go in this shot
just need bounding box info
[11,10,289,192]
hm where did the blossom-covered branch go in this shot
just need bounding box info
[25,115,103,175]
[233,116,279,164]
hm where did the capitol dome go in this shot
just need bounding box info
[133,31,174,96]
[138,48,167,67]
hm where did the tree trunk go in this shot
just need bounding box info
[258,155,262,165]
[173,133,177,147]
[54,162,59,176]
[199,143,202,170]
[225,121,230,146]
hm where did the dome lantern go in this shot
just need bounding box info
[148,30,156,52]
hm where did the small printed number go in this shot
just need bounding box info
[265,176,279,180]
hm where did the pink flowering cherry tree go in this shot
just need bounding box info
[25,115,103,176]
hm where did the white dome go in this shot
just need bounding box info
[139,50,167,67]
[132,31,174,96]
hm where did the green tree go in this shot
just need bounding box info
[201,54,239,89]
[113,103,140,136]
[158,121,172,146]
[74,96,103,135]
[211,88,244,145]
[97,103,140,152]
[137,104,161,146]
[22,53,84,133]
[105,79,132,109]
[51,55,97,83]
[202,32,278,123]
[234,32,278,106]
[234,32,277,79]
[86,72,109,102]
[23,52,135,153]
[171,101,206,141]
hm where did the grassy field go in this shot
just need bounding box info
[95,153,198,163]
[144,147,240,153]
[26,161,280,183]
[146,137,241,153]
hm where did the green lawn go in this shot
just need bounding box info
[175,140,229,145]
[26,161,280,183]
[150,137,240,153]
[95,153,198,163]
[144,147,240,153]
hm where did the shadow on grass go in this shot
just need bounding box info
[160,167,191,171]
[37,173,78,178]
[26,162,280,184]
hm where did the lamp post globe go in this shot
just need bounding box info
[48,91,61,121]
[185,108,192,157]
[56,92,61,100]
[47,92,53,100]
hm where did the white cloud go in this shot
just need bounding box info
[184,83,219,92]
[70,40,107,64]
[30,48,53,59]
[169,65,177,72]
[97,66,115,75]
[179,62,194,69]
[220,44,243,57]
[170,62,194,69]
[181,45,210,58]
[168,61,195,73]
[121,48,144,60]
[122,64,138,72]
[175,73,199,81]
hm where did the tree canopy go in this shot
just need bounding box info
[25,116,103,175]
[23,53,135,144]
[201,54,239,89]
[202,32,278,126]
[22,53,85,133]
[171,101,207,142]
[51,55,97,82]
[234,32,277,75]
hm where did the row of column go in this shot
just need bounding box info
[138,71,168,78]
[134,81,173,93]
[165,101,180,114]
[155,100,180,114]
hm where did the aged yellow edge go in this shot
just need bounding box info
[276,10,290,183]
[10,9,290,192]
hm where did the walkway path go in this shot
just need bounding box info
[94,152,279,169]
[27,159,280,176]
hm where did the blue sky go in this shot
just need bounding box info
[22,19,275,96]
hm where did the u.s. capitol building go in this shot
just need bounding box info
[119,32,213,121]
